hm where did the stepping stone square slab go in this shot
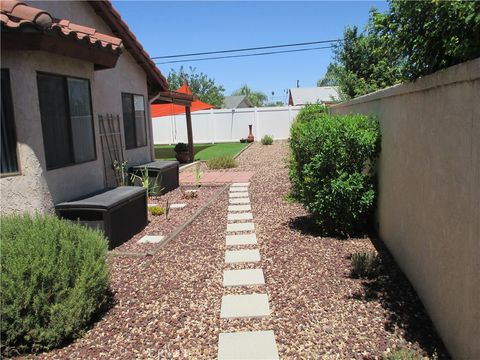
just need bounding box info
[227,212,253,221]
[220,293,270,319]
[231,182,250,187]
[138,235,165,244]
[223,268,265,287]
[169,203,186,209]
[229,198,250,204]
[229,186,248,192]
[225,249,260,263]
[225,233,257,246]
[227,222,254,232]
[218,330,279,360]
[228,204,251,212]
[229,192,249,198]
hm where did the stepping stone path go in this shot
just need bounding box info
[217,182,280,359]
[169,203,186,209]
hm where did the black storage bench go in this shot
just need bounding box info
[130,160,180,194]
[55,186,147,249]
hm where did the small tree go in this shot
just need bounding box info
[167,66,225,107]
[232,85,268,107]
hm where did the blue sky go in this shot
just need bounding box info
[113,1,388,103]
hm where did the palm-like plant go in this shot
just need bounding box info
[232,85,267,107]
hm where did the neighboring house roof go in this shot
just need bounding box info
[0,0,169,95]
[222,95,253,108]
[0,1,122,52]
[289,87,340,105]
[88,1,169,95]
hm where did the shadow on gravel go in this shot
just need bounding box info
[349,237,451,359]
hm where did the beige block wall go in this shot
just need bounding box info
[332,59,480,359]
[1,1,156,214]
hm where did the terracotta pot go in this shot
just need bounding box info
[175,151,190,163]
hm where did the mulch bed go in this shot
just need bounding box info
[110,185,222,254]
[32,141,450,359]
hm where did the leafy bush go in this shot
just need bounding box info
[384,348,424,360]
[148,205,165,216]
[350,252,381,279]
[294,103,329,123]
[261,134,273,145]
[207,155,237,169]
[0,214,109,356]
[289,111,380,236]
[174,142,188,153]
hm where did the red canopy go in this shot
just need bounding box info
[151,83,215,118]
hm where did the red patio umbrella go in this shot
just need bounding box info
[151,82,215,118]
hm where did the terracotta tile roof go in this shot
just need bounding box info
[0,0,122,52]
[88,1,169,94]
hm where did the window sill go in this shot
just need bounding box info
[1,171,21,179]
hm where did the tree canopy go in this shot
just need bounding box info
[321,0,480,99]
[232,85,268,107]
[167,66,225,108]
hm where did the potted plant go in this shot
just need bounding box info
[174,142,190,163]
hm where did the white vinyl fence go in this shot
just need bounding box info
[152,105,303,144]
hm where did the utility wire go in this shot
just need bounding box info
[152,39,341,59]
[156,45,334,65]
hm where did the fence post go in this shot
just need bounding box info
[210,108,215,144]
[254,107,260,140]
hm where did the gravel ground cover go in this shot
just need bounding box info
[110,185,222,254]
[31,141,449,359]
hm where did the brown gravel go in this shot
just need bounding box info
[32,141,449,359]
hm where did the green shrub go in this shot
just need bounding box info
[294,103,329,123]
[289,111,380,236]
[384,348,423,360]
[350,252,381,279]
[261,134,274,145]
[207,155,237,169]
[148,205,165,216]
[0,214,109,356]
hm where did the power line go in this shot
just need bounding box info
[156,45,334,65]
[152,39,341,59]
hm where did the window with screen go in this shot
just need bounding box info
[122,93,146,149]
[37,73,95,170]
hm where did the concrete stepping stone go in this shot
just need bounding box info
[229,198,250,204]
[138,235,165,244]
[229,192,249,198]
[229,186,248,192]
[228,204,251,212]
[226,233,257,246]
[226,222,254,232]
[169,203,186,209]
[185,189,198,193]
[223,268,265,287]
[225,249,260,263]
[231,182,250,187]
[220,293,270,318]
[227,212,253,221]
[218,330,279,360]
[147,203,158,207]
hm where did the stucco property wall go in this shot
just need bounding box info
[1,2,155,214]
[332,59,480,360]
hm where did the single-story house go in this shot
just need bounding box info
[222,95,253,109]
[0,0,188,215]
[288,86,340,106]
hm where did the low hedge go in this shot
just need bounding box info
[289,110,380,236]
[0,214,109,356]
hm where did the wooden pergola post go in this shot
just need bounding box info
[185,105,194,162]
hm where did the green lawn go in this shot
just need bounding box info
[154,142,249,161]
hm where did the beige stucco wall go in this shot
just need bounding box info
[0,1,156,214]
[332,58,480,360]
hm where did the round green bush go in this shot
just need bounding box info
[294,103,329,123]
[0,214,109,355]
[289,111,380,236]
[261,134,274,145]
